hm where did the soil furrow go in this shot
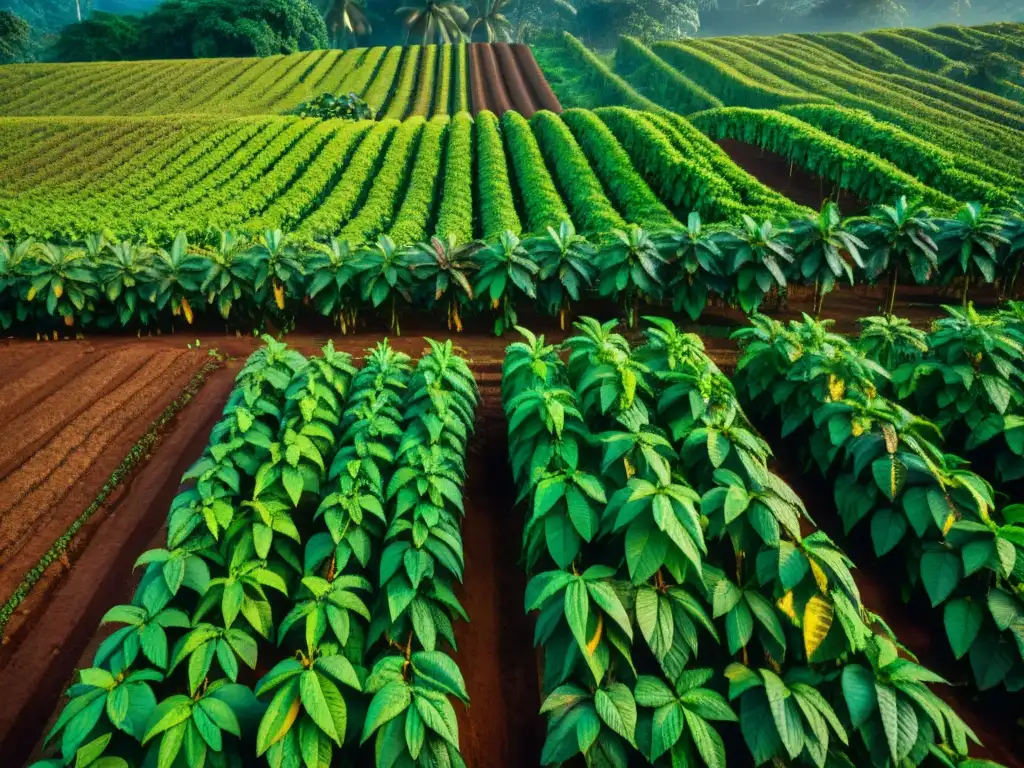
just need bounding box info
[511,44,562,113]
[493,43,539,117]
[0,363,234,765]
[0,347,153,476]
[0,351,201,604]
[0,350,185,535]
[0,345,98,426]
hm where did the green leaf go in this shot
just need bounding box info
[410,651,469,702]
[683,709,727,768]
[872,456,906,501]
[871,508,907,557]
[762,670,802,760]
[300,671,339,745]
[875,683,899,764]
[360,681,411,744]
[594,683,637,745]
[256,678,300,756]
[944,598,983,660]
[283,466,304,506]
[920,550,961,607]
[841,665,877,728]
[564,579,590,657]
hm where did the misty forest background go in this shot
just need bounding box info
[0,0,1022,65]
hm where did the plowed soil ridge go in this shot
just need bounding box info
[467,42,562,117]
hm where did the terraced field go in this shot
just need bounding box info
[0,106,794,241]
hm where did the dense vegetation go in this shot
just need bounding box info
[30,335,478,768]
[502,316,1001,766]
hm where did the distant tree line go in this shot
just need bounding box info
[0,0,1021,63]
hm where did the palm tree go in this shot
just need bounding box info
[464,0,514,42]
[320,0,371,48]
[397,0,468,44]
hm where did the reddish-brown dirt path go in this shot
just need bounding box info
[493,42,539,117]
[512,44,563,113]
[717,138,870,215]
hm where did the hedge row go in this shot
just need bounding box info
[501,110,568,235]
[690,107,956,211]
[594,106,742,222]
[781,104,1016,208]
[434,44,453,117]
[613,36,722,115]
[338,46,386,98]
[475,110,522,238]
[338,117,425,245]
[164,120,316,229]
[561,108,678,231]
[433,112,474,244]
[529,110,625,235]
[408,45,437,118]
[453,44,469,113]
[192,120,334,232]
[244,122,373,233]
[558,32,660,112]
[382,45,421,120]
[713,35,1024,182]
[757,35,1024,160]
[388,115,449,245]
[363,47,403,115]
[295,120,398,240]
[645,111,807,218]
[652,39,824,109]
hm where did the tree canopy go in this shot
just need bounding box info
[0,9,31,62]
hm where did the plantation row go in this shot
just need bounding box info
[32,335,479,768]
[0,44,471,119]
[544,26,1024,197]
[2,185,1023,338]
[735,304,1024,697]
[503,316,995,767]
[0,108,806,243]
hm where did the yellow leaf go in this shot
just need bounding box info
[882,423,898,454]
[942,513,956,536]
[777,591,797,621]
[271,694,301,747]
[27,286,36,301]
[623,457,635,479]
[827,375,845,402]
[64,315,74,328]
[273,282,285,310]
[53,283,63,299]
[53,330,59,340]
[586,613,603,656]
[803,596,834,660]
[809,560,829,593]
[851,419,864,437]
[181,297,193,325]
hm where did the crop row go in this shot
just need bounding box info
[733,305,1024,696]
[3,182,1023,335]
[502,316,985,766]
[548,29,1024,198]
[30,335,478,768]
[0,44,473,119]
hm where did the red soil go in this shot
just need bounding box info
[493,42,539,117]
[512,44,563,113]
[468,42,489,116]
[476,43,513,118]
[717,138,870,215]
